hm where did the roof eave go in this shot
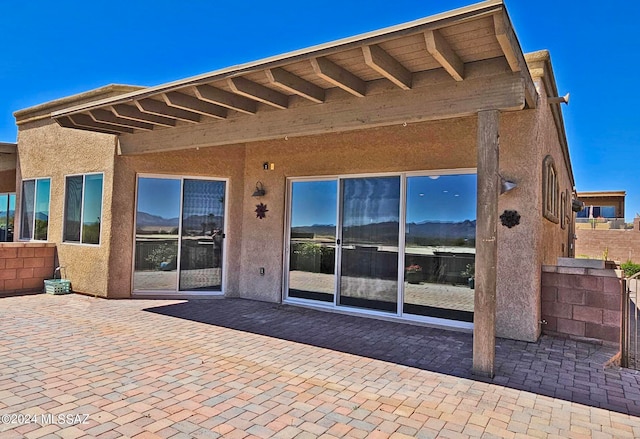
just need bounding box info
[51,0,505,119]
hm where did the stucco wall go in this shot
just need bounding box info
[492,77,575,342]
[16,119,117,296]
[107,146,246,298]
[0,152,17,193]
[575,228,640,263]
[0,169,16,193]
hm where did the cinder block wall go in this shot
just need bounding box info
[541,265,623,345]
[575,225,640,263]
[0,243,56,295]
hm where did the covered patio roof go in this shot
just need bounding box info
[50,0,538,149]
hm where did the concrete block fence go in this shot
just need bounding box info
[0,243,56,296]
[541,264,623,345]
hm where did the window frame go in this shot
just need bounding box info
[62,172,104,246]
[19,177,51,242]
[542,155,559,224]
[0,192,16,242]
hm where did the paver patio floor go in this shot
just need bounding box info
[1,294,639,439]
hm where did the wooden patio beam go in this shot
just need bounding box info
[162,91,227,120]
[90,109,154,131]
[311,57,367,97]
[68,113,133,134]
[227,77,289,109]
[111,104,177,128]
[266,68,325,103]
[135,99,201,124]
[493,12,537,109]
[363,44,412,90]
[194,84,258,115]
[425,29,464,81]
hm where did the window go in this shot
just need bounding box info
[20,178,50,241]
[64,173,103,244]
[542,155,559,223]
[0,192,16,242]
[560,191,566,229]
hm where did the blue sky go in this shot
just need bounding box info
[1,1,638,219]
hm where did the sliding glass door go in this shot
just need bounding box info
[286,171,476,326]
[403,174,476,322]
[288,180,337,302]
[339,177,400,312]
[133,176,226,293]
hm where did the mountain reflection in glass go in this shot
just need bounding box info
[339,177,400,312]
[403,174,476,322]
[133,178,181,291]
[288,180,337,302]
[179,179,225,291]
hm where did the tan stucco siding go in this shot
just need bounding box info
[107,146,246,298]
[0,169,16,193]
[536,82,575,267]
[16,119,117,296]
[494,78,575,341]
[496,110,542,341]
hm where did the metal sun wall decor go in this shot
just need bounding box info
[500,210,521,228]
[255,203,268,219]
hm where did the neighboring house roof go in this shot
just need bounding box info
[48,0,538,134]
[577,191,626,199]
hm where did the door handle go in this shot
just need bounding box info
[336,239,341,245]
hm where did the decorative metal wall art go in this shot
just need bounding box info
[255,203,268,219]
[500,210,521,228]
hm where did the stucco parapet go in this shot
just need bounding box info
[14,84,143,125]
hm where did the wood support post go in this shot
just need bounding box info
[473,109,500,378]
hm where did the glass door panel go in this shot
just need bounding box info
[179,179,225,291]
[133,178,181,291]
[288,180,337,302]
[0,194,12,242]
[403,174,476,322]
[339,177,400,312]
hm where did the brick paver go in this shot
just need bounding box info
[0,294,638,439]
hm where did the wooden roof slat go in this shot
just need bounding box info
[90,109,154,131]
[266,68,325,103]
[227,77,289,109]
[111,104,177,127]
[362,45,412,90]
[163,91,227,119]
[135,99,201,123]
[194,84,258,114]
[311,57,367,97]
[69,114,133,134]
[493,13,520,72]
[425,29,464,81]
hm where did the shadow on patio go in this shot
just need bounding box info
[144,298,640,417]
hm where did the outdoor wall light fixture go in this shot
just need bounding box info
[252,181,266,197]
[571,198,585,213]
[499,176,517,194]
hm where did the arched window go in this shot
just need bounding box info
[543,155,559,223]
